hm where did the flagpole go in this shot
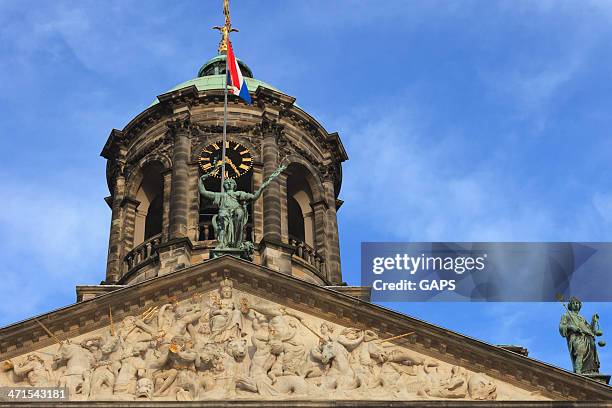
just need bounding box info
[220,42,229,193]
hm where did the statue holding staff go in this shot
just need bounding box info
[199,164,286,251]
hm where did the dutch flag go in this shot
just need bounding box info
[226,39,252,105]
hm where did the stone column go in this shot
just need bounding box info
[119,197,141,278]
[312,200,329,277]
[278,173,289,243]
[168,119,191,240]
[323,178,342,284]
[158,117,193,276]
[105,159,126,284]
[262,129,282,242]
[252,163,264,243]
[187,162,201,242]
[161,170,172,241]
[259,119,292,273]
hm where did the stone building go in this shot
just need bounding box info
[0,36,610,407]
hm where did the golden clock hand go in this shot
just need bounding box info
[207,160,222,176]
[226,158,241,176]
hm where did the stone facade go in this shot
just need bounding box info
[2,257,610,404]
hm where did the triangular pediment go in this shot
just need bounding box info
[0,256,610,402]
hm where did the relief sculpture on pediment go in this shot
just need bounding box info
[0,278,545,401]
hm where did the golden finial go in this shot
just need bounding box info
[212,0,239,54]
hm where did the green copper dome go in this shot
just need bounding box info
[197,54,253,78]
[151,55,280,106]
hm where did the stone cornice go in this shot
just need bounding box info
[156,85,199,108]
[255,87,296,116]
[0,257,610,400]
[327,131,349,162]
[100,85,348,195]
[100,129,125,160]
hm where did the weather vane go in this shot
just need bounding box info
[212,0,239,54]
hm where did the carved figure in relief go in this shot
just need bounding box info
[467,373,497,400]
[379,348,440,391]
[171,302,203,342]
[337,328,386,390]
[151,336,200,400]
[207,337,249,397]
[114,342,148,396]
[118,316,156,347]
[241,301,318,396]
[319,339,358,391]
[269,329,306,378]
[262,313,306,378]
[306,323,336,379]
[80,331,121,398]
[418,365,469,399]
[406,365,496,400]
[157,300,178,332]
[3,354,52,387]
[53,341,94,398]
[0,280,504,401]
[236,314,278,396]
[209,278,245,342]
[135,377,154,400]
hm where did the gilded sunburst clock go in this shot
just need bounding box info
[198,140,253,179]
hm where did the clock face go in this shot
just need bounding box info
[198,140,253,179]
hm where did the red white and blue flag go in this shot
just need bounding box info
[226,39,251,105]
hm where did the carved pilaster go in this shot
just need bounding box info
[167,117,193,240]
[104,135,128,284]
[118,197,141,279]
[252,163,265,243]
[323,177,342,284]
[257,116,292,274]
[161,169,172,242]
[260,116,283,243]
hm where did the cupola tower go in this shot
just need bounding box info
[101,41,347,287]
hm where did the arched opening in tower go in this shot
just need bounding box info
[288,195,305,242]
[144,193,163,240]
[286,163,315,248]
[134,162,164,247]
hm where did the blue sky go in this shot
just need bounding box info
[1,0,611,373]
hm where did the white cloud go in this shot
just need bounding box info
[330,101,611,243]
[0,1,183,81]
[0,177,107,270]
[481,56,584,134]
[0,174,108,325]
